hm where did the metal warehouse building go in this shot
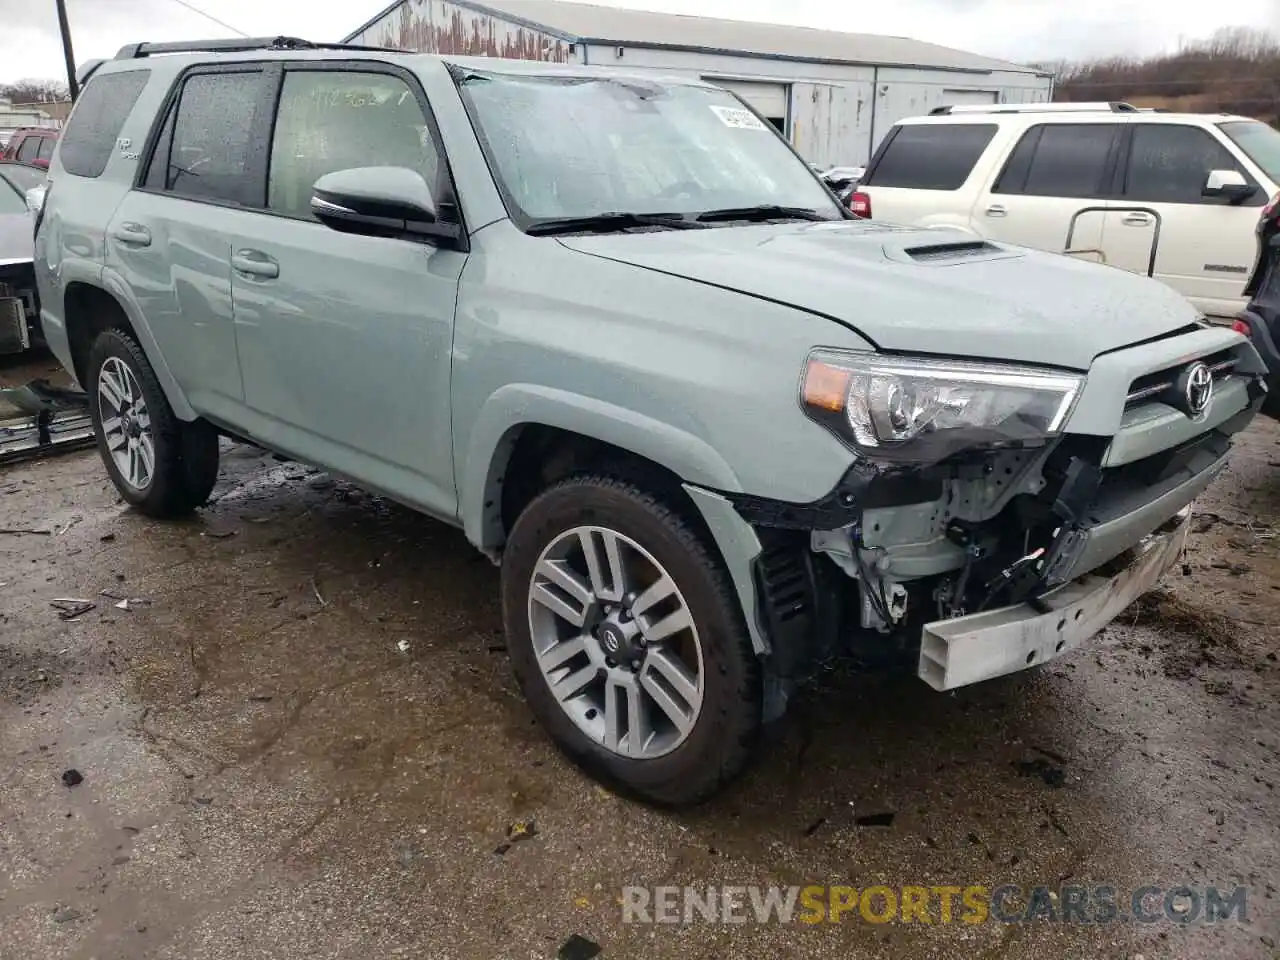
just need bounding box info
[344,0,1053,167]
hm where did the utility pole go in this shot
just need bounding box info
[55,0,79,101]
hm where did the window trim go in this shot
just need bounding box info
[1117,123,1265,208]
[992,122,1124,199]
[135,59,468,248]
[134,60,277,211]
[260,60,468,247]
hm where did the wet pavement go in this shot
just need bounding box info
[2,353,1280,959]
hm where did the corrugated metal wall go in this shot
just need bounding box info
[790,82,874,169]
[347,0,572,61]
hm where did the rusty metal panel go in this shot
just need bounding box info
[348,0,572,61]
[791,81,874,167]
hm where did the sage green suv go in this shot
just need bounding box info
[34,38,1267,804]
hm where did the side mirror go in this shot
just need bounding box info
[310,167,458,242]
[24,185,46,215]
[1204,168,1257,203]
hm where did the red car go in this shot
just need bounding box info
[2,128,58,169]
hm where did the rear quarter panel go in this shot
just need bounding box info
[36,64,197,417]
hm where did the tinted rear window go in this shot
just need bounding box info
[996,124,1118,199]
[59,70,150,178]
[863,123,996,190]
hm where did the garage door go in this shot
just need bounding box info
[709,79,790,130]
[940,89,999,106]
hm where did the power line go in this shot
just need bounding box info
[162,0,251,37]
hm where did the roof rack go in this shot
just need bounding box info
[113,36,403,60]
[928,101,1142,116]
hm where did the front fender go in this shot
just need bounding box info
[460,382,742,550]
[99,265,196,421]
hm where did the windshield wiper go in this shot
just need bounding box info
[695,205,833,224]
[524,212,706,236]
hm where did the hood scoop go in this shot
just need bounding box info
[887,237,1021,266]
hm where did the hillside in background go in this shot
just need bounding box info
[1051,27,1280,124]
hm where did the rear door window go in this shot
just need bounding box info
[995,123,1119,199]
[16,137,39,163]
[1123,124,1255,205]
[863,123,997,190]
[59,69,150,178]
[36,136,55,162]
[148,69,272,206]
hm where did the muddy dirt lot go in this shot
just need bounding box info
[2,354,1280,960]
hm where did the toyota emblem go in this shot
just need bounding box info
[1183,361,1214,417]
[600,626,621,654]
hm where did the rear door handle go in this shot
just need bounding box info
[1121,213,1154,227]
[984,204,1007,218]
[231,249,279,280]
[111,222,151,247]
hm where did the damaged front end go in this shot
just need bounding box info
[728,340,1266,695]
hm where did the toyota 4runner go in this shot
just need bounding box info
[35,38,1268,805]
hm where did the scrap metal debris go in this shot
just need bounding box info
[311,579,327,607]
[494,818,539,855]
[50,598,95,620]
[0,379,94,467]
[61,769,83,787]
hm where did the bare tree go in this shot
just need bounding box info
[0,79,70,104]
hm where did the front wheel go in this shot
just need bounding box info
[88,328,220,517]
[502,475,762,805]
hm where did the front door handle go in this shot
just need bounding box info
[984,204,1007,218]
[1121,213,1154,227]
[231,250,279,279]
[111,222,151,247]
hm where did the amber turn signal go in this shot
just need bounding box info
[801,360,851,413]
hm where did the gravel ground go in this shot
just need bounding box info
[2,351,1279,960]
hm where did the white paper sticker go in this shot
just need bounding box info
[710,105,768,131]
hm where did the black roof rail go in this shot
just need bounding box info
[113,36,404,60]
[929,101,1142,116]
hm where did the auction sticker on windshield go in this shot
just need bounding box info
[710,105,768,130]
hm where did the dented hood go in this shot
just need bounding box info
[557,221,1202,371]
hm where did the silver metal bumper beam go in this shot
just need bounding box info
[918,506,1191,691]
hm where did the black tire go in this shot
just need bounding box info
[87,328,219,518]
[502,475,762,806]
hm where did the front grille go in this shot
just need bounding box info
[1125,349,1237,408]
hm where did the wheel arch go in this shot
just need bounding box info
[459,384,742,553]
[63,273,196,421]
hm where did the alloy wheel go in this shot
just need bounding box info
[527,525,705,759]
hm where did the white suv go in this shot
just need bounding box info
[854,102,1280,319]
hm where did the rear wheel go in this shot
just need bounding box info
[88,328,219,517]
[502,475,761,805]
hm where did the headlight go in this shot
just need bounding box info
[800,351,1084,463]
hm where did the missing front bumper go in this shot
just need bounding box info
[918,505,1191,691]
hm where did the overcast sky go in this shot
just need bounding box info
[1,0,1277,84]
